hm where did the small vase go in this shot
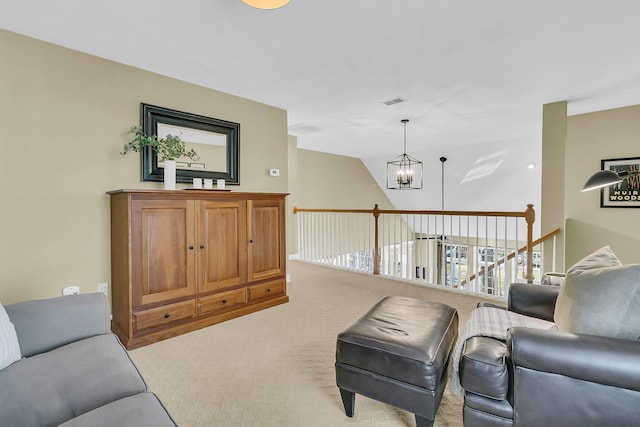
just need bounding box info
[163,160,176,190]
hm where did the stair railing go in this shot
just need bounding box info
[294,204,560,298]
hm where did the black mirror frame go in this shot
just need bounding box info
[140,103,240,185]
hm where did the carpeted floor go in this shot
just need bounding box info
[129,261,498,426]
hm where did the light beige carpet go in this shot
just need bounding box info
[129,261,498,426]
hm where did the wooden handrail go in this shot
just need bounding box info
[531,227,562,247]
[293,207,375,214]
[459,227,561,286]
[294,206,529,218]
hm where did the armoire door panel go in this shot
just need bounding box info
[198,200,246,293]
[132,200,196,306]
[247,199,285,282]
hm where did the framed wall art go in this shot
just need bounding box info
[600,156,640,208]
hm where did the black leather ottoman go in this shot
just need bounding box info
[335,296,458,427]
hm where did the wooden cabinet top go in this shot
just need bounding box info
[108,189,288,200]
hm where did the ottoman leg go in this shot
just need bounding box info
[339,388,355,417]
[415,414,433,427]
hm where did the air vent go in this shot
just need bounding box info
[288,123,322,135]
[382,97,406,106]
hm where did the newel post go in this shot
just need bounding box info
[525,204,535,284]
[373,204,380,275]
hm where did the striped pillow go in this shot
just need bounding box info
[0,302,21,370]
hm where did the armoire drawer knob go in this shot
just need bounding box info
[188,245,194,250]
[266,288,271,293]
[200,245,205,249]
[164,313,170,319]
[222,299,227,304]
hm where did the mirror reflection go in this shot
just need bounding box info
[156,123,227,172]
[141,103,240,185]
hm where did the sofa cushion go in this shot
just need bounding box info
[0,303,21,370]
[57,393,176,427]
[554,246,640,340]
[0,334,147,427]
[5,293,109,358]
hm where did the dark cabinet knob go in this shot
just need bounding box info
[222,299,227,304]
[189,245,194,250]
[164,313,170,319]
[200,245,205,249]
[266,288,271,293]
[249,240,253,243]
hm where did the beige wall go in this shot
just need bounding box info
[564,104,640,266]
[0,30,398,304]
[0,30,288,303]
[287,146,394,255]
[295,149,394,210]
[286,136,300,260]
[543,102,640,267]
[541,101,567,271]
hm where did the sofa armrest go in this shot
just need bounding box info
[506,327,640,426]
[5,293,110,357]
[508,327,640,391]
[476,302,506,310]
[507,283,559,321]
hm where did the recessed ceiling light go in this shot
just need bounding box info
[241,0,291,9]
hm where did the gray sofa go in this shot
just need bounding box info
[0,293,176,427]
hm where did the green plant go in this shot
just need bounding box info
[121,126,199,161]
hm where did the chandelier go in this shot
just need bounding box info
[386,119,423,190]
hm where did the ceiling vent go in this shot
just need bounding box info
[382,97,406,106]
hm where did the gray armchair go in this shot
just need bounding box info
[460,283,640,427]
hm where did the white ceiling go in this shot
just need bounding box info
[2,0,640,162]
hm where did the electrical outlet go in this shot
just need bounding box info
[98,282,108,295]
[269,168,280,177]
[62,286,80,296]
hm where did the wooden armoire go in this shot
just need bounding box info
[108,189,288,349]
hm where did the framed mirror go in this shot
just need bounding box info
[140,103,240,184]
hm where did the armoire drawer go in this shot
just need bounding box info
[248,279,285,302]
[134,300,196,331]
[198,287,247,315]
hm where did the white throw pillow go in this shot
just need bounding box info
[0,302,22,370]
[554,246,640,340]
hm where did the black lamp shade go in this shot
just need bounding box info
[581,170,622,192]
